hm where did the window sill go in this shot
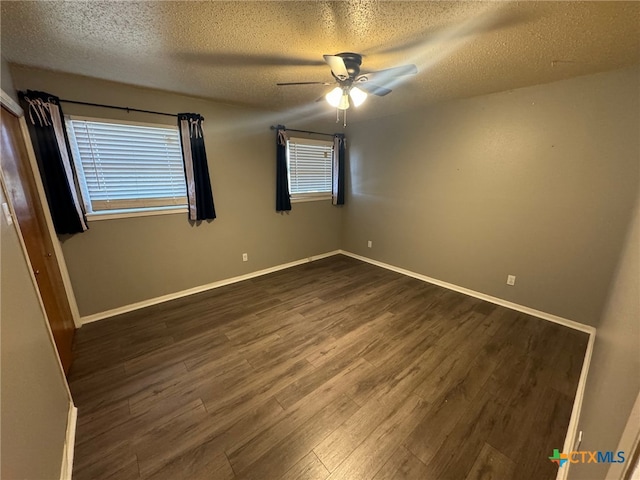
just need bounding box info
[291,194,332,204]
[86,206,188,222]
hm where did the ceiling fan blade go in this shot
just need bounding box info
[357,64,417,83]
[323,55,349,80]
[357,83,392,96]
[277,81,332,86]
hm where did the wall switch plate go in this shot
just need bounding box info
[242,253,248,262]
[367,240,372,248]
[507,275,516,286]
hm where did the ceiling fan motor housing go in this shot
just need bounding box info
[335,52,362,82]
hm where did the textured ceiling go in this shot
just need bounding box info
[2,1,639,120]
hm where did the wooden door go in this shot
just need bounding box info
[1,105,75,374]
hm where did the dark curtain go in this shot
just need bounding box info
[18,90,88,234]
[178,113,216,221]
[275,125,291,212]
[332,134,346,206]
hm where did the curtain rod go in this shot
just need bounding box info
[58,99,178,118]
[270,125,337,137]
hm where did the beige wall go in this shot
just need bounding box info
[10,66,343,316]
[1,183,70,479]
[343,67,640,326]
[569,194,639,480]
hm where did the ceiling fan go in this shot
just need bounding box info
[277,52,418,111]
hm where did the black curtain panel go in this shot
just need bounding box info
[178,113,216,221]
[275,125,291,212]
[332,134,346,206]
[18,90,88,234]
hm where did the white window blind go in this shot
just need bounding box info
[66,118,187,212]
[287,137,333,198]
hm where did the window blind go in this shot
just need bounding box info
[66,118,187,212]
[287,137,333,196]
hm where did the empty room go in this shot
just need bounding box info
[1,2,638,480]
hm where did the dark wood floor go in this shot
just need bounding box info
[69,255,588,480]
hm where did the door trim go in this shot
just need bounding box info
[1,89,21,116]
[60,403,78,480]
[1,88,81,328]
[2,88,78,479]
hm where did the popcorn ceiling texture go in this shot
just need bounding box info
[1,1,639,118]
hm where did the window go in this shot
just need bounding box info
[287,137,333,201]
[65,117,187,216]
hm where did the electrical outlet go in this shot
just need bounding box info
[242,253,248,262]
[367,240,372,248]
[507,275,516,286]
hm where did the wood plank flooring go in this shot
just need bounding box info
[68,255,589,480]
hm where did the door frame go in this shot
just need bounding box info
[1,88,81,328]
[1,88,78,480]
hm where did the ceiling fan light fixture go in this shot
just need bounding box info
[326,86,350,110]
[325,87,344,108]
[349,86,367,107]
[279,52,417,118]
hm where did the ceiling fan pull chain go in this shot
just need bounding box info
[333,106,347,127]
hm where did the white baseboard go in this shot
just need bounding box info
[80,250,341,325]
[83,248,597,336]
[338,250,596,335]
[556,330,596,480]
[60,402,77,480]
